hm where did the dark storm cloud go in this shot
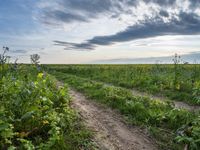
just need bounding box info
[60,0,112,15]
[159,10,169,17]
[54,40,95,50]
[38,0,178,25]
[38,0,114,25]
[54,11,200,50]
[43,0,200,50]
[189,0,200,8]
[90,12,200,43]
[38,0,200,26]
[144,0,176,6]
[38,0,200,25]
[40,10,88,25]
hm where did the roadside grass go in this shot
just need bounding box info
[0,65,96,149]
[49,70,200,150]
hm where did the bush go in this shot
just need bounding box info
[0,67,93,149]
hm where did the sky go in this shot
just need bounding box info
[0,0,200,64]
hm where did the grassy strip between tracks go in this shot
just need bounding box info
[48,64,200,105]
[49,70,200,150]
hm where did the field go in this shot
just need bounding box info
[46,64,200,150]
[1,62,200,150]
[2,0,200,149]
[48,64,200,105]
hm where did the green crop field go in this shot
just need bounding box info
[46,64,200,150]
[48,64,200,105]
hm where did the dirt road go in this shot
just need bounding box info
[70,89,157,150]
[131,89,200,112]
[103,82,200,112]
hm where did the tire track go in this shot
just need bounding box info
[70,89,157,150]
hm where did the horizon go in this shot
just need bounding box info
[0,0,200,64]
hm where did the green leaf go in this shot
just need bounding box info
[21,111,35,120]
[0,123,9,131]
[8,146,16,150]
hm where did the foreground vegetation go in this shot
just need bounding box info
[48,63,200,105]
[0,48,95,149]
[48,70,200,150]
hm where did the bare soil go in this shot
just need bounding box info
[131,90,200,112]
[70,89,158,150]
[103,82,200,112]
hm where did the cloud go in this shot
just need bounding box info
[37,0,179,25]
[54,40,95,50]
[11,50,27,54]
[36,0,200,28]
[144,0,176,6]
[39,10,88,26]
[61,0,113,14]
[35,0,200,50]
[37,0,114,26]
[37,0,154,26]
[159,10,169,17]
[54,11,200,50]
[189,0,200,8]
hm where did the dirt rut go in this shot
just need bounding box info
[103,83,200,112]
[70,89,157,150]
[131,90,200,112]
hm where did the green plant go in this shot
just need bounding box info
[49,70,199,149]
[30,54,40,65]
[193,81,200,104]
[0,46,10,79]
[172,53,182,91]
[176,116,200,150]
[0,66,95,149]
[47,63,200,105]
